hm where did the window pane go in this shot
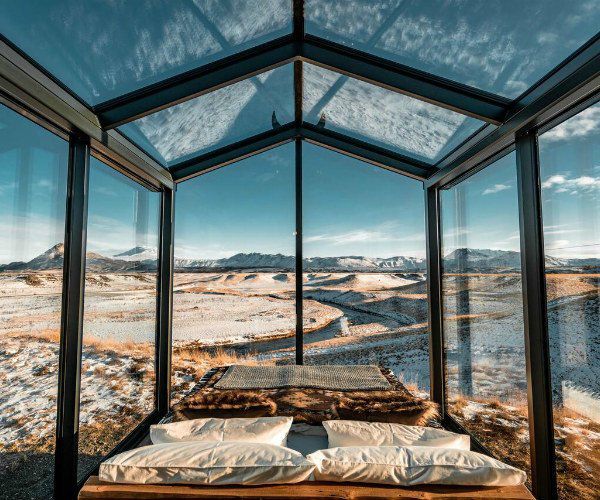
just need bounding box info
[302,143,429,394]
[441,152,531,480]
[0,0,292,105]
[78,159,160,478]
[539,103,600,499]
[306,0,599,99]
[120,64,294,166]
[303,63,485,164]
[0,105,68,499]
[171,145,295,405]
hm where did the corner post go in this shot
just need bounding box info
[293,2,304,364]
[55,134,90,499]
[515,131,557,499]
[157,187,175,415]
[425,185,445,415]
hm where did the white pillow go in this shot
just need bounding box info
[100,441,315,485]
[323,420,470,450]
[150,416,293,446]
[307,446,526,486]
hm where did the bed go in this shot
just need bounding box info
[79,366,532,500]
[79,476,534,499]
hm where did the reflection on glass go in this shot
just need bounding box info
[302,143,429,393]
[441,152,531,479]
[78,159,160,478]
[171,145,295,405]
[120,64,294,166]
[539,103,600,499]
[0,105,68,499]
[0,0,292,105]
[303,63,484,163]
[306,0,599,99]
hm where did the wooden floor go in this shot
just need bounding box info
[79,476,534,500]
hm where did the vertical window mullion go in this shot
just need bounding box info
[425,186,445,414]
[295,138,303,364]
[55,134,90,500]
[515,130,557,499]
[157,187,175,415]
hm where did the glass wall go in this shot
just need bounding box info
[171,144,295,404]
[441,152,531,479]
[539,102,600,499]
[302,143,429,394]
[0,105,68,499]
[78,158,160,478]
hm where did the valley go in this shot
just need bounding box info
[1,245,598,497]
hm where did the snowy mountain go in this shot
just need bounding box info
[442,248,599,271]
[0,244,157,272]
[114,246,158,261]
[2,245,599,273]
[173,253,427,271]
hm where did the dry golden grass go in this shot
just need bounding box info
[449,396,600,498]
[545,273,600,301]
[5,328,61,343]
[82,336,153,358]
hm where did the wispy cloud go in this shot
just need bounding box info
[304,224,425,247]
[542,173,600,193]
[482,183,511,195]
[542,104,600,142]
[305,229,392,245]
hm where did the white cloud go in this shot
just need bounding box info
[544,229,582,236]
[305,229,390,246]
[482,183,511,195]
[542,105,600,142]
[542,173,600,192]
[304,224,426,247]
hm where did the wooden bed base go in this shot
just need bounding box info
[79,476,534,499]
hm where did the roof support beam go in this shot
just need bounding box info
[299,36,509,125]
[94,34,511,131]
[426,37,600,188]
[95,36,297,129]
[301,123,433,180]
[170,123,434,183]
[170,124,299,182]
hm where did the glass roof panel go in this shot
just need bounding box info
[120,64,294,166]
[303,63,486,164]
[305,0,599,99]
[0,0,292,105]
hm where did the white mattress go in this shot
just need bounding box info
[286,423,328,455]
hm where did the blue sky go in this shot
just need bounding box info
[175,142,426,260]
[1,101,599,264]
[441,151,522,256]
[86,158,161,256]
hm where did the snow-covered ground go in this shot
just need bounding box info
[1,269,598,499]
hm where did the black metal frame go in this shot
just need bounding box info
[157,187,176,415]
[0,2,599,499]
[424,186,444,415]
[55,133,90,499]
[515,131,557,499]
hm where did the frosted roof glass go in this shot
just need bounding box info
[306,0,599,99]
[0,0,292,105]
[303,63,485,163]
[120,65,294,166]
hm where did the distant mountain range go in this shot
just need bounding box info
[1,244,598,273]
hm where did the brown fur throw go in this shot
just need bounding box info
[335,394,439,425]
[173,390,277,421]
[174,366,439,426]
